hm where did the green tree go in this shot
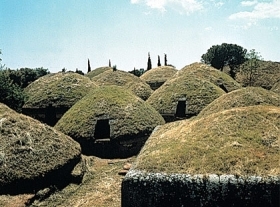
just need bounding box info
[157,55,161,67]
[4,67,49,88]
[201,43,247,79]
[147,52,152,70]
[164,53,167,66]
[87,59,91,73]
[0,70,25,112]
[240,49,263,86]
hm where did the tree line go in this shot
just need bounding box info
[0,44,264,111]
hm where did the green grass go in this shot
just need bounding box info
[55,85,165,141]
[235,60,280,89]
[91,69,153,100]
[197,87,280,118]
[24,72,97,108]
[140,66,177,84]
[147,76,225,115]
[85,66,112,79]
[178,62,241,92]
[0,103,81,187]
[271,80,280,95]
[134,105,280,177]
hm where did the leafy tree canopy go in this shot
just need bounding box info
[240,49,263,86]
[3,67,49,88]
[0,71,25,112]
[201,43,247,79]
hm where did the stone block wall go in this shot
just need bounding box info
[122,170,280,207]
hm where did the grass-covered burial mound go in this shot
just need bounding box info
[91,69,153,100]
[122,105,280,206]
[197,87,280,118]
[85,66,112,79]
[146,75,225,122]
[24,72,96,108]
[23,72,97,126]
[271,80,280,95]
[55,86,165,158]
[177,62,241,92]
[0,103,81,194]
[140,66,177,90]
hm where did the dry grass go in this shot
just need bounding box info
[235,60,280,89]
[134,105,280,177]
[0,103,81,191]
[197,87,280,118]
[140,66,177,84]
[24,72,97,108]
[55,85,165,141]
[271,80,280,95]
[85,66,112,79]
[147,76,225,115]
[28,155,136,207]
[91,69,153,100]
[178,62,241,92]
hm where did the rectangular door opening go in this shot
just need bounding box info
[94,119,110,139]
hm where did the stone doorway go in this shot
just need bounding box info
[175,100,186,118]
[94,119,110,139]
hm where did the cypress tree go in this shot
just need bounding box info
[147,52,152,70]
[157,55,161,67]
[88,59,91,73]
[109,59,111,67]
[164,53,167,66]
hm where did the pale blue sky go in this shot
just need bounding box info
[0,0,279,73]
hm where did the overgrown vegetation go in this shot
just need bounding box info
[55,85,164,141]
[91,69,153,100]
[0,72,25,112]
[24,72,96,108]
[147,72,225,115]
[0,103,81,194]
[239,49,263,86]
[236,60,280,89]
[197,87,280,118]
[134,105,280,176]
[140,65,177,85]
[201,43,247,79]
[178,62,241,92]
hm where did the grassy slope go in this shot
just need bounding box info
[85,66,112,79]
[197,87,280,118]
[24,72,96,108]
[178,62,241,92]
[91,70,153,100]
[134,105,280,176]
[140,66,177,83]
[0,103,81,186]
[147,76,225,115]
[55,86,164,140]
[235,60,280,89]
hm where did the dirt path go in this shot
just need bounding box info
[0,155,136,207]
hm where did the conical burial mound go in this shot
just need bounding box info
[0,103,81,194]
[177,62,241,92]
[24,72,97,108]
[197,87,280,118]
[85,66,112,79]
[147,75,225,120]
[134,105,280,176]
[91,69,153,100]
[55,85,164,158]
[140,66,177,90]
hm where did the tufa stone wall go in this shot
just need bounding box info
[122,170,280,207]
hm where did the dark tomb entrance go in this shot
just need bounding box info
[218,84,228,93]
[45,104,56,126]
[94,119,110,139]
[175,100,186,118]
